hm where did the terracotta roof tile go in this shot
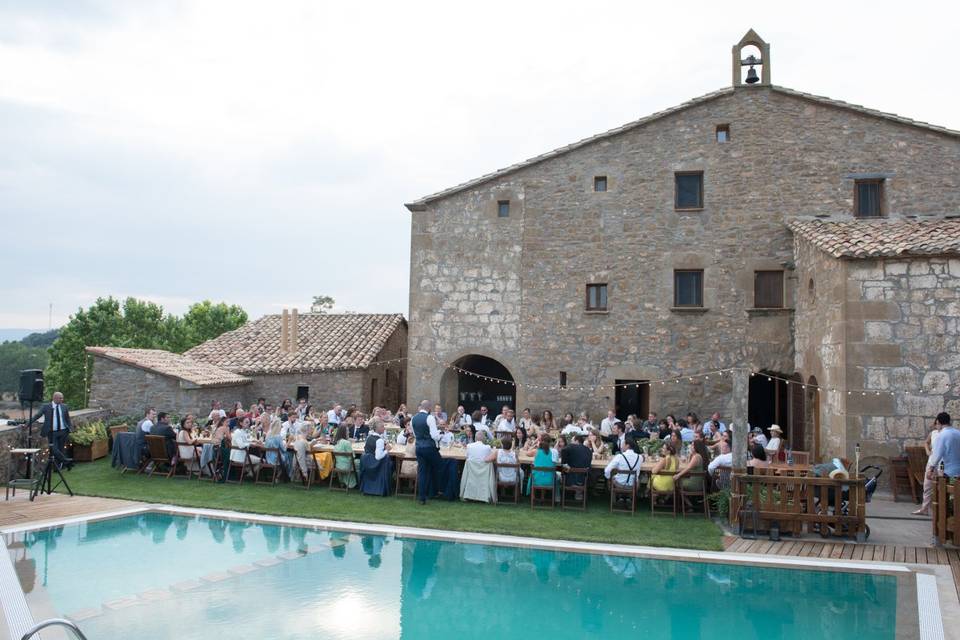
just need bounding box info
[184,313,405,375]
[788,218,960,259]
[86,347,251,387]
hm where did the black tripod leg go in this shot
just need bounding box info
[51,462,73,496]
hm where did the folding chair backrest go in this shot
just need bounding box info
[145,435,169,461]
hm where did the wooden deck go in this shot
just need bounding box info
[0,493,143,529]
[724,535,960,596]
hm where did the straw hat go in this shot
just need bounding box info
[769,424,783,434]
[828,468,849,480]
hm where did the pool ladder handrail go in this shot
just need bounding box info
[20,617,89,640]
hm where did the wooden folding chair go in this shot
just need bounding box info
[201,444,223,482]
[905,446,927,504]
[677,471,711,518]
[649,472,677,517]
[889,456,914,502]
[173,440,201,480]
[609,469,638,514]
[530,466,556,510]
[226,447,251,484]
[561,467,590,511]
[256,447,282,485]
[143,435,175,478]
[290,451,316,489]
[790,450,811,465]
[494,462,521,505]
[329,451,356,492]
[108,424,128,451]
[395,456,418,497]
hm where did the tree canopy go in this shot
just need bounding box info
[44,297,247,407]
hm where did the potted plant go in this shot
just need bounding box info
[69,420,109,462]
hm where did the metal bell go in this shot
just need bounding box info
[745,65,759,84]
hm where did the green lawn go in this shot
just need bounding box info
[65,459,724,551]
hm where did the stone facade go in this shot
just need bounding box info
[407,84,960,430]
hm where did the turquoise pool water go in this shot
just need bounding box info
[6,512,898,639]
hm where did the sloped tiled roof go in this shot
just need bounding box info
[788,218,960,259]
[405,85,960,211]
[86,347,251,387]
[185,313,406,374]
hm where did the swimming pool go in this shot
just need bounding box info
[2,509,916,639]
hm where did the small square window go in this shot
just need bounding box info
[675,172,704,210]
[754,270,784,308]
[594,176,608,192]
[716,124,730,142]
[497,200,510,217]
[854,179,883,218]
[674,270,703,307]
[559,371,567,389]
[586,283,608,311]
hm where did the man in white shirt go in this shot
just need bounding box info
[750,427,768,448]
[207,401,226,425]
[707,412,727,433]
[475,406,492,434]
[140,407,157,433]
[280,416,301,440]
[604,440,642,487]
[495,408,516,436]
[600,409,618,436]
[455,405,472,428]
[708,439,733,475]
[368,420,390,461]
[466,431,496,462]
[327,404,342,427]
[765,425,783,459]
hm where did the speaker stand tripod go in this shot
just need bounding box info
[30,446,73,501]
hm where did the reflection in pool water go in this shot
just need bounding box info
[6,512,898,639]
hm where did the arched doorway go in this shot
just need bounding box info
[441,355,515,416]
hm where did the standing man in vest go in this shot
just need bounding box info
[30,391,74,470]
[412,400,442,504]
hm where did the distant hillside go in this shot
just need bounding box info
[0,330,58,394]
[0,329,37,342]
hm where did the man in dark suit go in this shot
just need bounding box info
[30,391,73,470]
[151,412,177,460]
[560,434,593,486]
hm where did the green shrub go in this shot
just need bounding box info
[69,420,108,446]
[708,488,731,516]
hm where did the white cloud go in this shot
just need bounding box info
[2,0,958,329]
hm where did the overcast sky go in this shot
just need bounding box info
[3,0,958,329]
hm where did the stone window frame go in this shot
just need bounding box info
[742,258,795,314]
[559,371,568,389]
[673,269,704,308]
[716,124,730,142]
[497,199,511,218]
[853,178,885,218]
[754,270,785,308]
[593,175,608,192]
[585,283,609,313]
[674,171,704,211]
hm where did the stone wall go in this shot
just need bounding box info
[408,85,960,420]
[845,256,960,459]
[88,356,244,418]
[362,321,408,410]
[244,371,366,413]
[793,236,848,457]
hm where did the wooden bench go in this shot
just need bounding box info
[933,475,958,546]
[732,473,867,541]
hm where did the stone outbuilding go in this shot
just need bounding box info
[402,30,960,470]
[87,312,407,418]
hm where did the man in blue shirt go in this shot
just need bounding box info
[927,412,960,479]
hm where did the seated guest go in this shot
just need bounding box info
[600,409,618,436]
[210,416,231,482]
[526,435,557,495]
[396,421,415,445]
[462,423,478,444]
[135,407,156,459]
[175,414,199,470]
[460,431,497,503]
[495,408,517,437]
[585,430,605,455]
[666,429,683,453]
[263,417,288,475]
[496,435,521,485]
[438,423,455,447]
[151,412,177,460]
[561,434,593,485]
[359,419,393,496]
[296,397,311,420]
[540,410,558,433]
[651,443,678,494]
[748,442,767,466]
[604,438,643,489]
[675,438,711,494]
[679,419,695,442]
[454,405,472,428]
[476,406,492,431]
[514,424,528,449]
[394,403,408,426]
[332,425,358,488]
[641,412,659,435]
[602,422,626,455]
[552,434,568,463]
[560,412,575,428]
[750,426,768,448]
[230,417,261,476]
[765,425,783,460]
[351,415,370,441]
[707,437,733,475]
[655,418,671,440]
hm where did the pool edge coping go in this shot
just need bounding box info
[3,503,954,640]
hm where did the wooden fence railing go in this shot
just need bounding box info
[933,475,958,546]
[731,473,867,541]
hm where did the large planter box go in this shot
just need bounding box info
[72,439,109,462]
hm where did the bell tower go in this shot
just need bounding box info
[732,29,771,87]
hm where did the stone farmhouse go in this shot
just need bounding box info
[403,30,960,467]
[86,312,407,417]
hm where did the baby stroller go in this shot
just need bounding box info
[813,464,881,541]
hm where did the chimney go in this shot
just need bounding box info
[281,309,289,353]
[290,308,299,354]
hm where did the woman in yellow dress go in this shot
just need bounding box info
[651,442,678,493]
